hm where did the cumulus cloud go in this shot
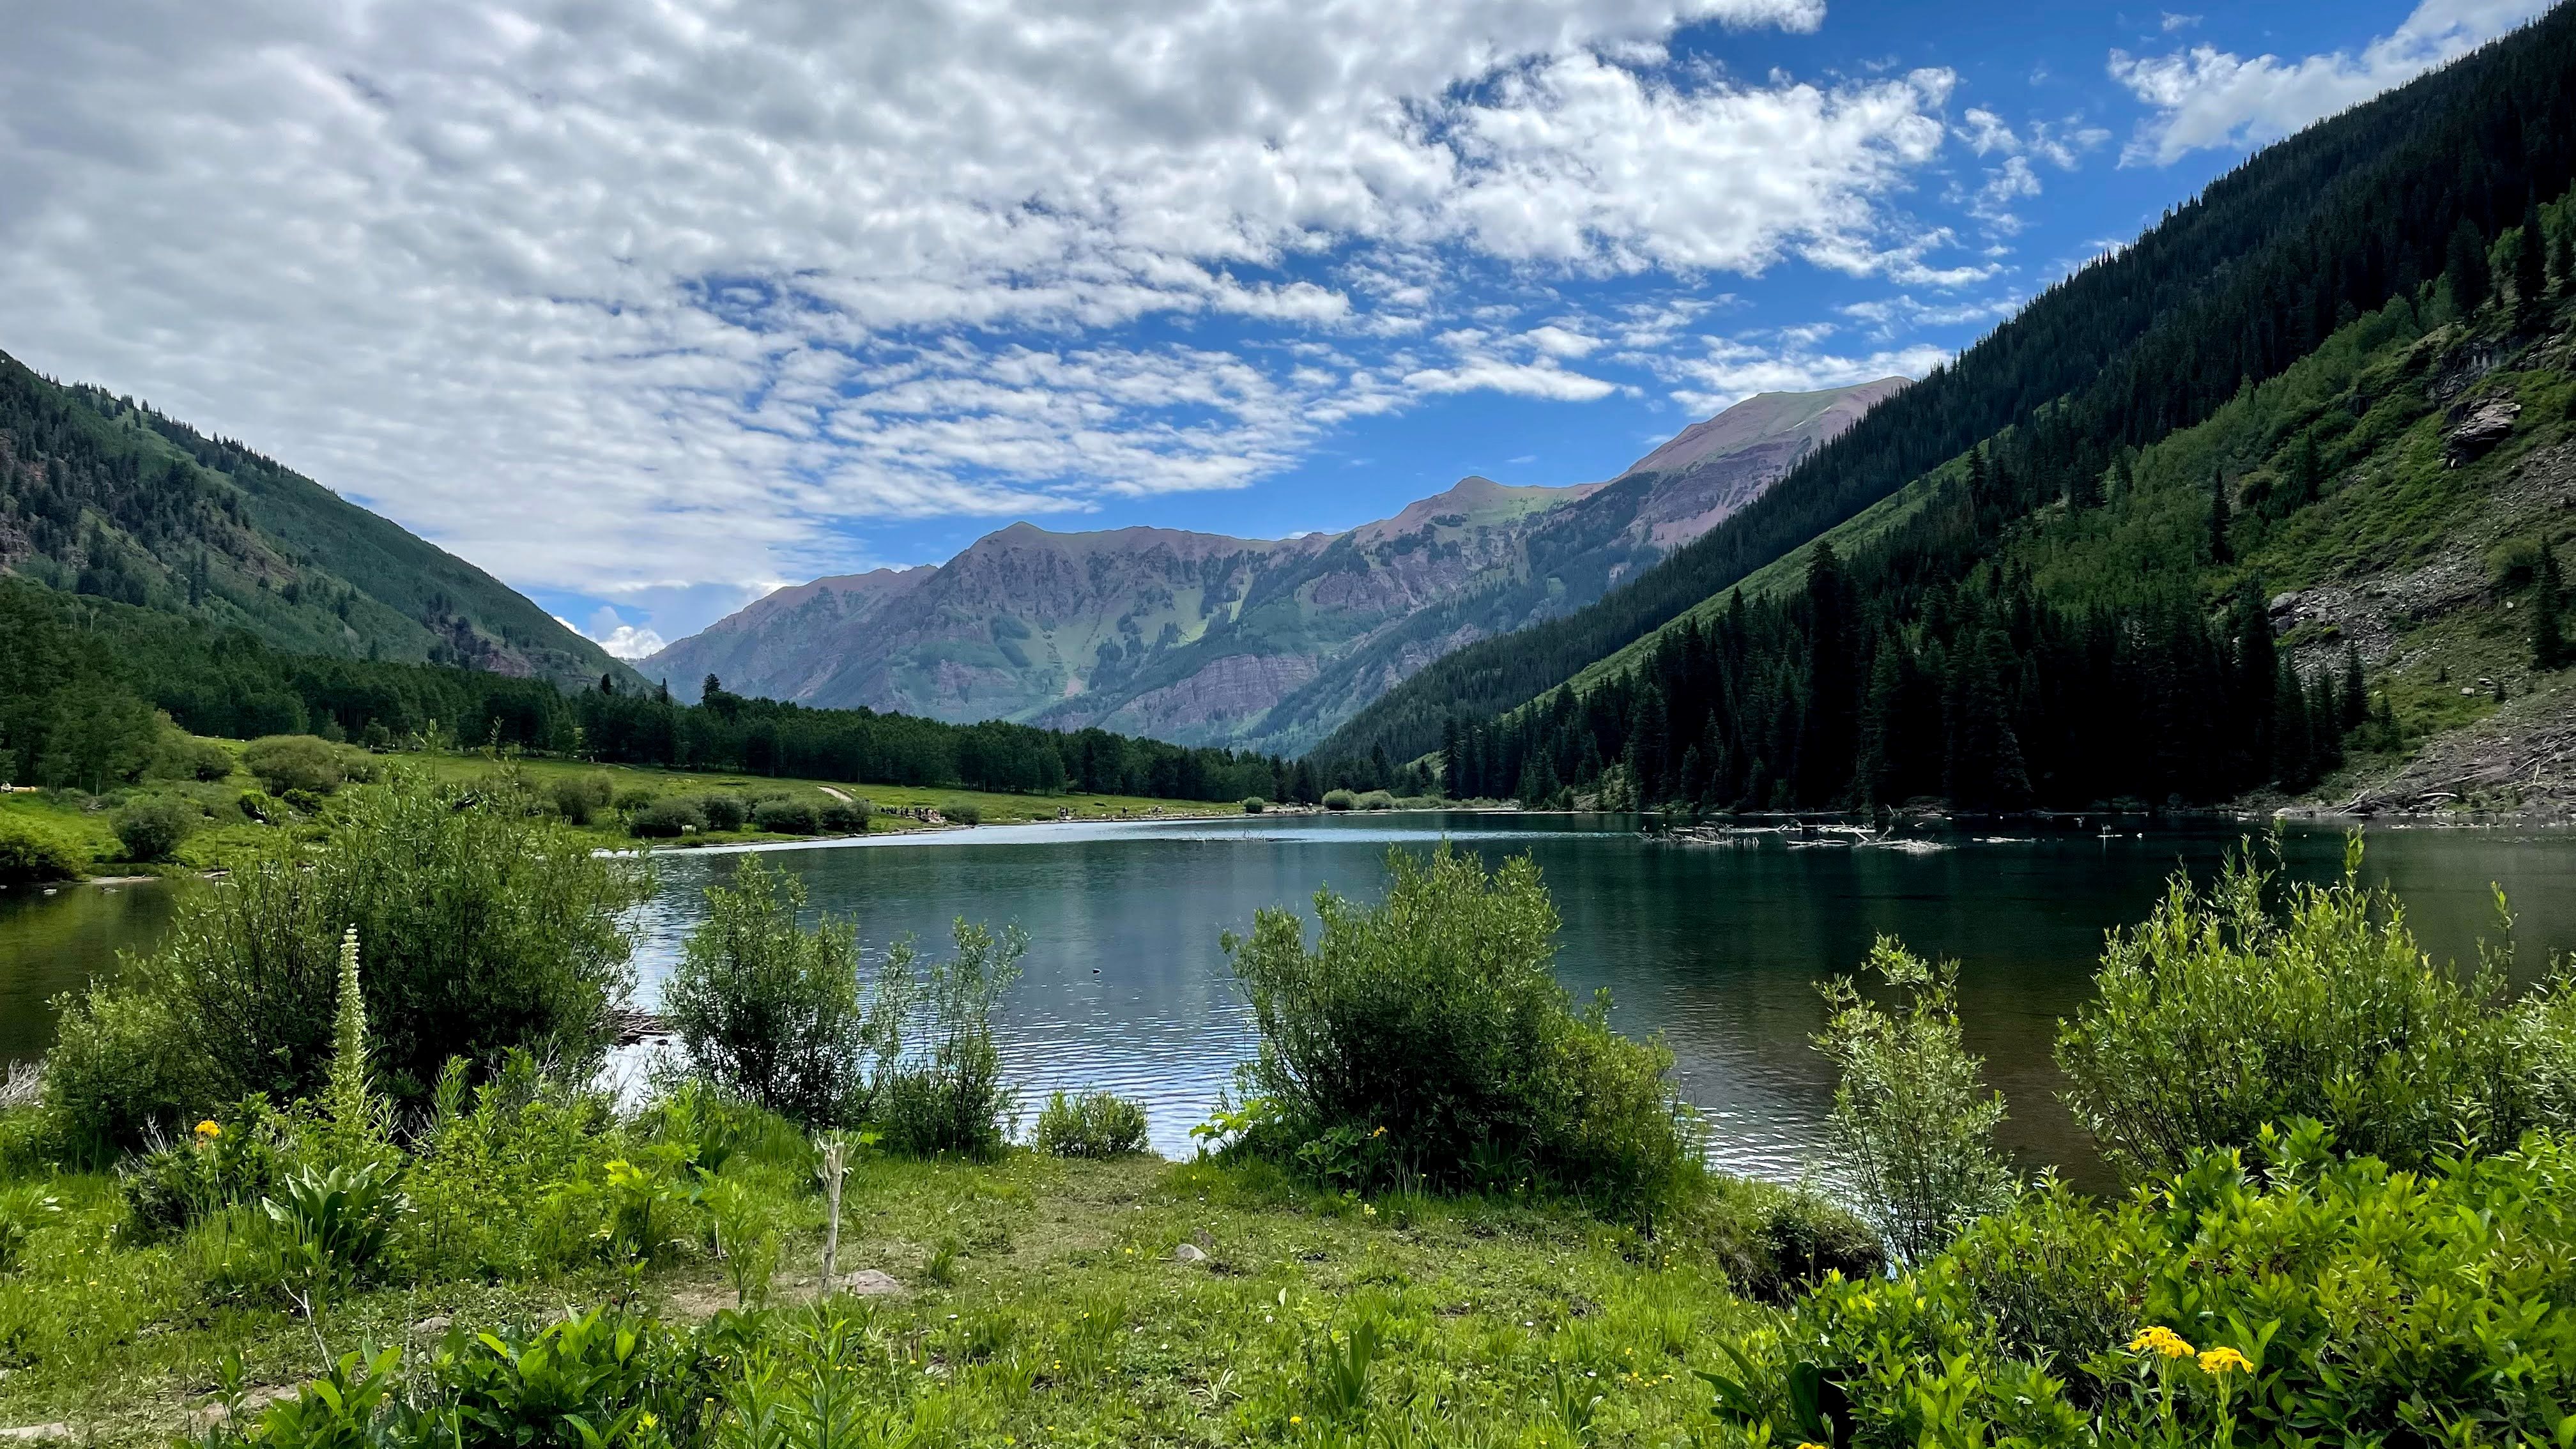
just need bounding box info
[1667,330,1950,413]
[0,0,1995,632]
[2112,0,2549,164]
[562,610,669,661]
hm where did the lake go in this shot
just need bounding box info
[8,814,2574,1189]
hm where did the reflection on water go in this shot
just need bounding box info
[7,816,2573,1192]
[623,816,2576,1190]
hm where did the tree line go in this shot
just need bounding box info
[0,579,1304,804]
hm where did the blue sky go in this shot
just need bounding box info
[0,0,2547,653]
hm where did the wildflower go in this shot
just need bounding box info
[2198,1346,2251,1376]
[1290,1416,1303,1425]
[1798,1443,1830,1449]
[2128,1326,2193,1359]
[638,1414,657,1431]
[194,1119,221,1140]
[1370,1126,1385,1138]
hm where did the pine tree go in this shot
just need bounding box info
[2448,217,2492,314]
[2273,663,2313,792]
[2340,644,2368,730]
[2288,432,2322,509]
[2534,544,2568,670]
[2208,474,2234,563]
[2517,193,2548,325]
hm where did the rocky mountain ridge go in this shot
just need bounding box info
[643,379,1905,749]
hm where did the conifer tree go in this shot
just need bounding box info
[2340,645,2369,730]
[2534,544,2568,670]
[2517,194,2548,325]
[2448,217,2492,314]
[2273,663,2313,792]
[2209,474,2234,563]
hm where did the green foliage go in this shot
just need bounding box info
[696,793,749,831]
[1225,845,1694,1217]
[873,919,1025,1160]
[111,795,194,862]
[663,859,905,1128]
[151,734,236,783]
[422,1305,721,1446]
[1356,790,1395,811]
[2057,834,2547,1178]
[259,1162,405,1310]
[939,800,983,827]
[547,772,611,826]
[1764,1123,2576,1446]
[751,799,818,834]
[1815,937,2014,1265]
[1242,796,1268,813]
[47,769,644,1152]
[631,797,705,838]
[240,735,346,796]
[1691,1177,1887,1305]
[0,1185,61,1275]
[118,1098,297,1242]
[1321,789,1358,812]
[1032,1090,1150,1159]
[0,813,85,884]
[816,799,869,833]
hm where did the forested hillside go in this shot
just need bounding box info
[0,580,1293,802]
[1317,5,2576,772]
[0,351,640,691]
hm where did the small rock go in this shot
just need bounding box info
[845,1269,905,1296]
[1172,1243,1209,1263]
[413,1314,452,1335]
[2444,395,2520,465]
[0,1426,72,1444]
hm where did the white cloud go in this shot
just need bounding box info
[2112,0,2549,164]
[2161,13,2202,33]
[0,0,1996,637]
[561,611,669,660]
[1668,332,1949,413]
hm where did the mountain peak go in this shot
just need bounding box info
[1622,378,1908,481]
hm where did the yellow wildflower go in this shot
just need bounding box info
[2128,1326,2193,1359]
[1798,1443,1830,1449]
[1290,1415,1303,1425]
[194,1119,222,1140]
[2198,1346,2251,1376]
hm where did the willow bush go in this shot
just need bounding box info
[2055,834,2572,1177]
[1224,843,1694,1218]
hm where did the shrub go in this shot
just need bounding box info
[663,859,907,1127]
[631,797,705,838]
[2057,835,2538,1178]
[113,797,194,862]
[1034,1089,1150,1158]
[241,735,347,796]
[43,986,210,1160]
[875,919,1025,1160]
[818,799,870,833]
[750,799,818,834]
[52,771,646,1150]
[1695,1177,1885,1305]
[941,800,983,826]
[1242,797,1267,814]
[151,735,236,783]
[1745,1123,2576,1446]
[1224,844,1693,1218]
[0,814,84,884]
[612,786,658,812]
[1815,937,2014,1264]
[547,774,612,826]
[697,793,749,832]
[1358,790,1395,811]
[1321,789,1358,812]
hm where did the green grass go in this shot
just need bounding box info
[3,740,1243,880]
[0,1150,1773,1447]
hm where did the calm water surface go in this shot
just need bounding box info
[8,815,2574,1189]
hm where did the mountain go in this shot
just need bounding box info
[0,348,641,693]
[1318,6,2576,815]
[1314,5,2576,781]
[645,379,1901,751]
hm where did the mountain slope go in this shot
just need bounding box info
[0,349,640,692]
[1314,8,2576,769]
[647,381,1898,750]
